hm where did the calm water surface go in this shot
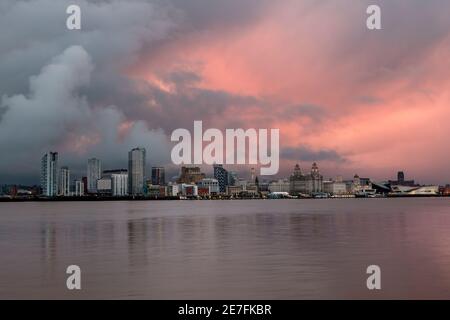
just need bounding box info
[0,198,449,299]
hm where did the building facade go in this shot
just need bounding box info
[58,166,70,196]
[228,171,237,186]
[87,158,102,194]
[289,163,324,195]
[323,180,347,195]
[74,180,84,197]
[388,171,416,187]
[111,171,128,196]
[347,174,373,194]
[97,178,112,195]
[166,184,180,197]
[146,184,167,197]
[177,166,205,184]
[213,164,229,193]
[151,167,166,186]
[179,184,199,197]
[268,179,290,193]
[128,148,146,195]
[197,178,220,194]
[41,152,58,197]
[100,169,128,197]
[227,185,243,197]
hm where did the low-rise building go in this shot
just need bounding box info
[97,178,112,195]
[390,185,439,195]
[323,180,347,195]
[179,184,198,197]
[197,187,210,197]
[197,178,220,194]
[166,184,180,197]
[227,185,243,197]
[147,184,167,197]
[268,179,290,193]
[177,167,205,184]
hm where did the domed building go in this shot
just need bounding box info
[289,162,323,196]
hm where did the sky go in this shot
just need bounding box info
[0,0,449,185]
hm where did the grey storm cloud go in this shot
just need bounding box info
[82,69,262,133]
[0,0,180,183]
[0,45,171,183]
[0,0,274,183]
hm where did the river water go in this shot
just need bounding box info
[0,198,449,299]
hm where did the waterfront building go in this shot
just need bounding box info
[147,184,167,197]
[41,152,58,197]
[177,166,205,184]
[391,185,439,195]
[97,177,112,195]
[213,164,229,193]
[235,178,249,188]
[408,186,439,195]
[166,184,180,197]
[389,171,416,187]
[349,174,373,194]
[258,180,270,193]
[269,179,291,193]
[128,147,146,196]
[344,180,353,193]
[110,171,128,196]
[442,185,450,196]
[87,158,102,193]
[179,184,198,197]
[16,189,32,197]
[289,163,323,195]
[371,181,391,195]
[352,174,361,191]
[10,185,18,197]
[74,180,84,197]
[93,169,128,196]
[308,162,323,193]
[197,178,220,194]
[227,185,243,197]
[58,166,70,196]
[390,185,416,193]
[323,180,334,195]
[289,164,306,195]
[151,167,166,186]
[243,184,259,197]
[82,177,88,194]
[323,179,347,195]
[228,171,238,186]
[197,187,210,197]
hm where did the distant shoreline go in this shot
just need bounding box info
[0,195,448,202]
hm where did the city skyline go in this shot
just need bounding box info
[1,148,444,199]
[1,147,448,188]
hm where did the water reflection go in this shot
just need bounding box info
[0,198,449,299]
[40,222,56,263]
[127,219,149,268]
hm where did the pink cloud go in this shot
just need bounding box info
[127,1,450,183]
